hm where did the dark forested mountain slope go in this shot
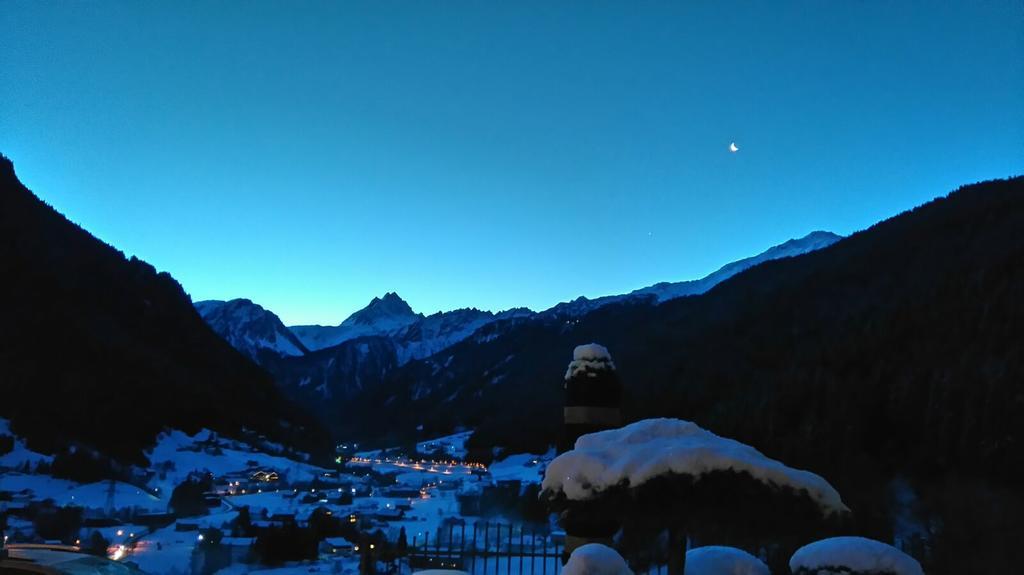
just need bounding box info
[0,155,326,464]
[201,233,838,439]
[349,177,1024,488]
[340,177,1024,571]
[259,335,401,426]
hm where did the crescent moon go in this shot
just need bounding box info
[729,142,739,153]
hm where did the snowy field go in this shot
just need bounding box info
[146,429,333,496]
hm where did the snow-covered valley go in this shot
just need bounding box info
[1,421,556,575]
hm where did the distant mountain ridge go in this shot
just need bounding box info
[194,230,841,439]
[540,230,841,317]
[201,231,840,367]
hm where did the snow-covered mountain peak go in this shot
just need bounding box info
[342,291,421,328]
[290,293,423,351]
[195,298,308,359]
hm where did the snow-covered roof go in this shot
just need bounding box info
[563,543,633,575]
[789,536,923,575]
[565,343,617,380]
[542,418,847,514]
[685,546,769,575]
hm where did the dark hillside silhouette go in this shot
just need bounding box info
[341,176,1024,572]
[0,155,327,464]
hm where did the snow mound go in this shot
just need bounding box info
[0,418,53,469]
[789,536,923,575]
[542,418,847,513]
[565,343,617,380]
[686,546,769,575]
[563,544,633,575]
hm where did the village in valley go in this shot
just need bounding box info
[0,421,559,575]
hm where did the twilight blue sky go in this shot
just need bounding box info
[2,1,1022,325]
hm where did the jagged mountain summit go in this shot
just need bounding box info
[290,292,423,351]
[346,291,420,327]
[288,292,534,362]
[195,298,309,360]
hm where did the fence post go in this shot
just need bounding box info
[483,522,489,575]
[448,523,455,562]
[471,523,478,574]
[519,527,525,575]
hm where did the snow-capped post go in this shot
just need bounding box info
[542,418,850,575]
[562,343,622,453]
[557,343,624,563]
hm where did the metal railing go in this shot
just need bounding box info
[405,522,563,575]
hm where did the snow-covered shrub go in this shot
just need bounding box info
[564,543,634,575]
[789,536,923,575]
[543,418,846,513]
[685,546,769,575]
[543,418,849,573]
[565,343,617,380]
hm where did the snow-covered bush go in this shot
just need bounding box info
[543,418,849,574]
[543,418,846,513]
[563,543,634,575]
[565,343,617,380]
[789,536,923,575]
[685,546,769,575]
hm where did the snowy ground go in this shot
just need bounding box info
[488,451,553,485]
[415,431,474,460]
[0,419,53,470]
[147,430,332,496]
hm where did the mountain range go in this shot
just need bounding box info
[195,231,842,428]
[198,231,841,366]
